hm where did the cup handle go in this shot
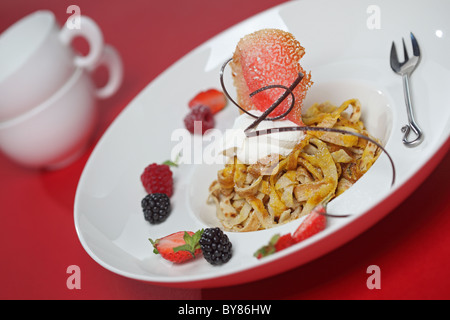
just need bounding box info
[88,45,123,99]
[59,15,104,69]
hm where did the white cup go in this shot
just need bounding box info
[0,10,104,121]
[0,45,123,169]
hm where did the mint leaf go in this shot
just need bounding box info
[253,234,279,259]
[173,230,204,257]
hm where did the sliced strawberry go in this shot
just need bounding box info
[149,230,203,264]
[254,233,295,259]
[254,204,327,259]
[230,29,312,125]
[292,204,327,243]
[274,233,296,252]
[188,89,227,115]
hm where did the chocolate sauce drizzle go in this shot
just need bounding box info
[219,58,396,218]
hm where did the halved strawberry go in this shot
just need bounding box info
[292,204,327,243]
[230,29,312,125]
[254,204,327,259]
[149,230,203,264]
[275,233,296,251]
[188,88,227,115]
[254,233,295,259]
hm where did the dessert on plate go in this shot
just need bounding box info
[208,29,381,232]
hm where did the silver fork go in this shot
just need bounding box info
[390,32,424,147]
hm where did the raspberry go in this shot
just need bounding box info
[142,193,171,224]
[199,228,232,265]
[184,105,215,134]
[141,163,173,197]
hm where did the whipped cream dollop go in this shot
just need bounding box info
[218,110,305,164]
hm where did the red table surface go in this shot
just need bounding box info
[1,0,449,300]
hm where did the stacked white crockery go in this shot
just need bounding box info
[0,10,123,169]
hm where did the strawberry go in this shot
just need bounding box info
[149,230,203,264]
[292,204,327,243]
[230,29,312,125]
[254,204,327,259]
[188,88,227,115]
[254,233,295,259]
[275,233,296,251]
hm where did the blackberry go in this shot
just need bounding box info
[199,228,232,265]
[141,193,171,224]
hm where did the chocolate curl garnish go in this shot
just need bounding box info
[220,57,250,116]
[220,57,299,122]
[246,126,396,187]
[246,74,302,130]
[220,57,397,216]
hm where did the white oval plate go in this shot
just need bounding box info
[74,0,450,288]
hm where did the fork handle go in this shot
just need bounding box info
[401,74,424,147]
[402,74,416,123]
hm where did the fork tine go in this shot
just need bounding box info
[410,32,420,57]
[390,42,400,71]
[402,37,409,61]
